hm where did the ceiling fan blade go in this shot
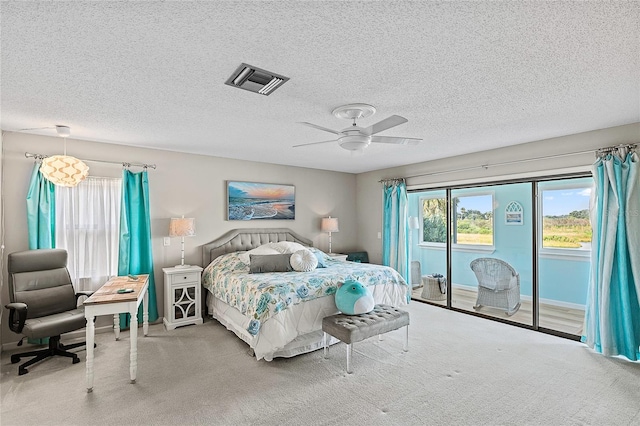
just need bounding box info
[292,139,337,148]
[362,115,408,135]
[298,122,341,135]
[370,136,422,145]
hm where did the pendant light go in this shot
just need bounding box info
[40,125,89,187]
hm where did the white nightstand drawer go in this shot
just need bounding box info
[170,272,199,285]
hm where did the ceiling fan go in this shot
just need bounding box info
[293,103,422,151]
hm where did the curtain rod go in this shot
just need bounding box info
[378,177,406,184]
[25,152,157,169]
[382,142,637,182]
[596,143,637,154]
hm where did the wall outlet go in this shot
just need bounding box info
[377,232,381,239]
[163,237,170,246]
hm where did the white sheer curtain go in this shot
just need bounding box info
[55,176,122,292]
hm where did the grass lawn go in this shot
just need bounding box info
[456,233,493,245]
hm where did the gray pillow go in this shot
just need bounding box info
[249,254,293,273]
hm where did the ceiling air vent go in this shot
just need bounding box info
[225,63,289,96]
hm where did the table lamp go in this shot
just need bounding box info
[321,216,339,254]
[169,216,195,268]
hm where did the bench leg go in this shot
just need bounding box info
[346,343,353,374]
[403,325,409,352]
[323,332,328,358]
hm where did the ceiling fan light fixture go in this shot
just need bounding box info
[295,103,422,151]
[339,135,371,151]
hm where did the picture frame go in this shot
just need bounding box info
[505,201,523,225]
[227,181,295,220]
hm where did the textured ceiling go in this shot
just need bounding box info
[2,1,639,174]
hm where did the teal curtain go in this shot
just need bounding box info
[26,163,55,344]
[26,163,56,249]
[582,150,640,361]
[382,179,410,302]
[118,169,159,329]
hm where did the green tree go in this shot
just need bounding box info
[569,209,589,219]
[423,215,446,243]
[422,198,447,243]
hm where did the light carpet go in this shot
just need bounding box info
[1,302,639,426]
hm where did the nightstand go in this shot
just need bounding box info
[327,253,348,261]
[162,266,203,330]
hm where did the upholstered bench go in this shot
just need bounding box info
[322,304,409,373]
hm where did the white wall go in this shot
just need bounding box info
[1,132,358,345]
[356,123,640,264]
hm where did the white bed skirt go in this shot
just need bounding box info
[206,282,408,361]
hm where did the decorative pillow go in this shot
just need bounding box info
[249,254,293,273]
[271,241,306,254]
[335,280,375,315]
[309,248,328,268]
[238,245,281,264]
[289,249,318,272]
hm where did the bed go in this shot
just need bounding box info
[201,228,409,361]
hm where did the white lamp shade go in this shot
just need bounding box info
[169,217,196,237]
[321,217,339,233]
[40,155,89,187]
[409,216,420,229]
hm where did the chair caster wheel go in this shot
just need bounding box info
[72,357,80,364]
[11,355,21,364]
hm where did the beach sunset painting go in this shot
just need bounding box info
[227,181,295,220]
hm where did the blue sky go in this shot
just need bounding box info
[455,195,492,213]
[543,188,591,216]
[453,188,592,216]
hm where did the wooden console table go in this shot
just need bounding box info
[83,274,149,392]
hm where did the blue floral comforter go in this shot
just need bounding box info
[202,251,409,336]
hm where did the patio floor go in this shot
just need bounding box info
[411,285,584,336]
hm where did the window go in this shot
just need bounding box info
[540,180,592,252]
[56,176,122,292]
[419,196,446,244]
[453,193,494,246]
[418,192,495,246]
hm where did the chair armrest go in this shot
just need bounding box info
[75,291,95,302]
[5,302,28,333]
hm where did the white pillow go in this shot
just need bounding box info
[238,245,281,265]
[289,249,318,272]
[271,241,306,254]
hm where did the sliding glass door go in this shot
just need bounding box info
[408,174,593,338]
[408,189,447,306]
[450,183,533,326]
[537,177,592,335]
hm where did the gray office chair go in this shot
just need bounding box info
[5,249,93,375]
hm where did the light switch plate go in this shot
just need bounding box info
[163,237,170,246]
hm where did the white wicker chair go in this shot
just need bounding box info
[470,258,521,316]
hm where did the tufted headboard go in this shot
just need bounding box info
[201,228,313,267]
